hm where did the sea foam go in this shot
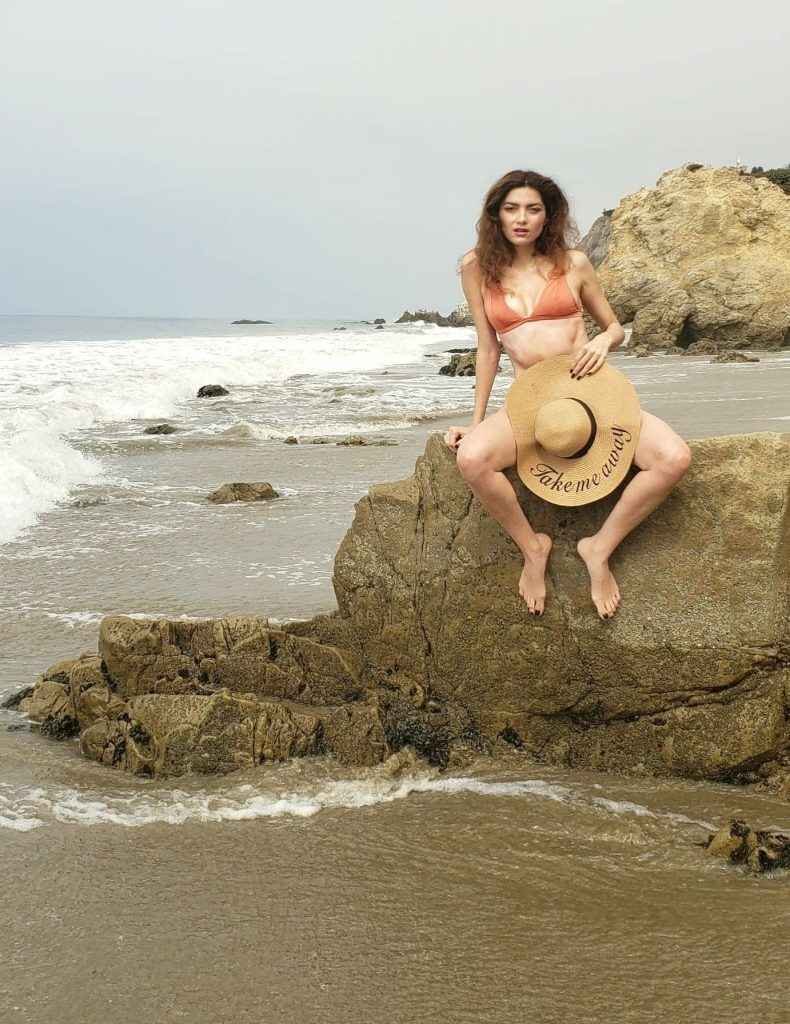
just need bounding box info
[0,772,723,833]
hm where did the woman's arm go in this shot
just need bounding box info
[460,251,502,425]
[574,250,625,351]
[569,250,625,378]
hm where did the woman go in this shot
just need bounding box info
[443,169,691,619]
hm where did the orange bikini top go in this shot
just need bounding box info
[482,273,582,335]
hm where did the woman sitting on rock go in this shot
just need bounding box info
[443,169,691,619]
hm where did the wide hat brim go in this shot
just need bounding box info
[505,353,642,507]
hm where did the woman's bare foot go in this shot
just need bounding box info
[519,534,552,615]
[576,537,621,619]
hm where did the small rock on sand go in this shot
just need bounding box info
[710,351,760,363]
[704,819,790,873]
[143,423,178,435]
[335,435,398,446]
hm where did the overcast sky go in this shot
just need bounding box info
[1,0,788,320]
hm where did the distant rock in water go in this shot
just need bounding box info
[373,318,385,324]
[396,306,472,328]
[231,319,272,325]
[332,327,347,331]
[197,384,230,398]
[704,820,790,873]
[439,352,477,377]
[375,325,384,330]
[70,495,110,508]
[594,163,790,351]
[710,351,760,363]
[143,423,178,435]
[397,309,453,327]
[206,482,279,503]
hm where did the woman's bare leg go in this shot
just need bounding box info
[577,410,692,619]
[453,408,552,615]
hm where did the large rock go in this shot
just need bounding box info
[594,164,790,351]
[331,431,790,783]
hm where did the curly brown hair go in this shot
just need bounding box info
[458,169,579,287]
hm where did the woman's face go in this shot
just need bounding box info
[498,186,547,247]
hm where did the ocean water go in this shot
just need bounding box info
[0,315,482,546]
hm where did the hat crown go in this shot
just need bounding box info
[534,398,592,458]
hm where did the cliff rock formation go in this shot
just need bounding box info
[581,164,790,351]
[16,432,790,798]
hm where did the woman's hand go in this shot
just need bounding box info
[443,424,472,450]
[570,335,611,379]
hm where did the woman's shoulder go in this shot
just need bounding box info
[566,249,593,271]
[457,248,483,283]
[457,249,479,274]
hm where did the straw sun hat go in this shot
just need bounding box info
[505,353,642,507]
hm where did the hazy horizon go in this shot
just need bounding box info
[2,0,788,320]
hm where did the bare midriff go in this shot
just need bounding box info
[497,314,588,377]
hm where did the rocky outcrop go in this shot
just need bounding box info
[579,210,613,268]
[15,431,790,794]
[206,482,279,503]
[595,164,790,351]
[17,621,400,775]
